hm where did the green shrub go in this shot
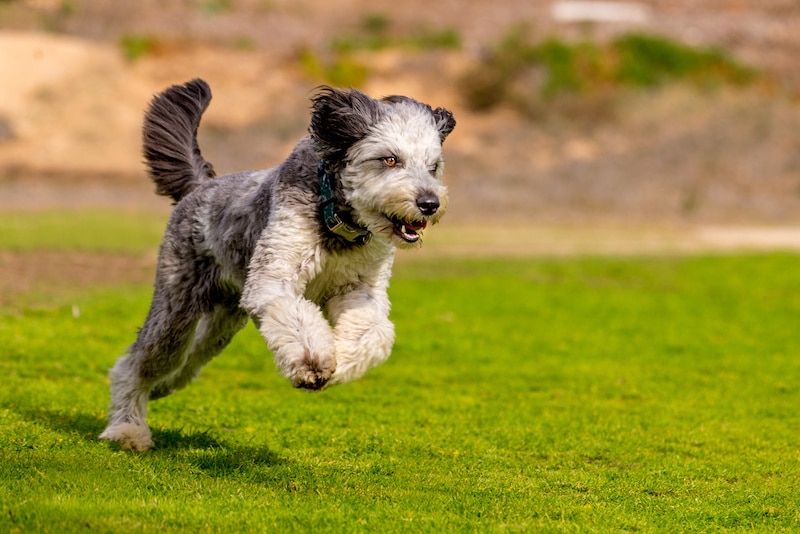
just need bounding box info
[613,33,755,88]
[302,14,460,88]
[331,13,461,53]
[460,25,534,111]
[406,28,462,51]
[199,0,232,15]
[299,47,369,88]
[461,27,757,119]
[536,38,586,95]
[119,34,159,62]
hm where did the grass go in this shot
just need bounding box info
[1,212,799,531]
[0,210,167,253]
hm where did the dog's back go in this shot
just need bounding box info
[142,79,215,203]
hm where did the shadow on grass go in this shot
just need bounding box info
[14,405,106,439]
[150,427,228,450]
[152,429,293,485]
[178,443,289,479]
[14,405,298,485]
[13,406,229,451]
[15,406,281,456]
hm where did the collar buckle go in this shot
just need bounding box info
[325,213,372,245]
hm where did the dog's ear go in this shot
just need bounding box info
[432,107,456,143]
[309,87,382,160]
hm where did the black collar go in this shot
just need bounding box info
[318,161,371,245]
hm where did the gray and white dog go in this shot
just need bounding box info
[99,79,455,450]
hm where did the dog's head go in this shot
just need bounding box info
[309,87,455,248]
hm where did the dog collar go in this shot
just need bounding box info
[318,161,371,245]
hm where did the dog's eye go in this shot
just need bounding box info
[429,162,439,173]
[382,156,398,167]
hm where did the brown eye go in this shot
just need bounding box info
[382,156,397,167]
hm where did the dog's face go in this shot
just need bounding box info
[310,88,455,248]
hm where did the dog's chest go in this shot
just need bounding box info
[303,246,390,306]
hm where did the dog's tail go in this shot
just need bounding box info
[142,79,215,203]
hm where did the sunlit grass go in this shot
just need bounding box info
[2,248,799,531]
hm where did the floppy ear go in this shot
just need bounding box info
[432,107,456,143]
[309,87,382,161]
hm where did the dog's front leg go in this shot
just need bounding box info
[326,268,396,386]
[241,227,336,390]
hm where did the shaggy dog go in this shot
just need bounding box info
[99,79,455,451]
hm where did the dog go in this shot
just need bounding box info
[98,79,455,450]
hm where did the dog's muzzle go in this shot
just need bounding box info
[390,193,442,243]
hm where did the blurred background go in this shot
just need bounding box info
[1,0,800,248]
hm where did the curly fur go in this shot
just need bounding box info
[99,79,455,451]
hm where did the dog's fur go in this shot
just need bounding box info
[99,79,455,451]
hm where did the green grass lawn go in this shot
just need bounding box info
[1,213,799,532]
[0,210,167,254]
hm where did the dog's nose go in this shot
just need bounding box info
[416,194,440,216]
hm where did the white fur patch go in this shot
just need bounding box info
[99,423,154,451]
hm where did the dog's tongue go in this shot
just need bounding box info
[406,220,427,232]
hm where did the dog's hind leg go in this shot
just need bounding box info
[100,286,207,451]
[149,301,248,400]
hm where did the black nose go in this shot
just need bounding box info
[416,194,440,216]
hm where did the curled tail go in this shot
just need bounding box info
[142,79,215,203]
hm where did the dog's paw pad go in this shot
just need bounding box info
[292,349,336,391]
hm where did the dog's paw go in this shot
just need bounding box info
[290,348,336,391]
[99,423,154,451]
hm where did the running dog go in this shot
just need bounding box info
[99,79,455,450]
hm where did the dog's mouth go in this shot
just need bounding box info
[391,216,427,243]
